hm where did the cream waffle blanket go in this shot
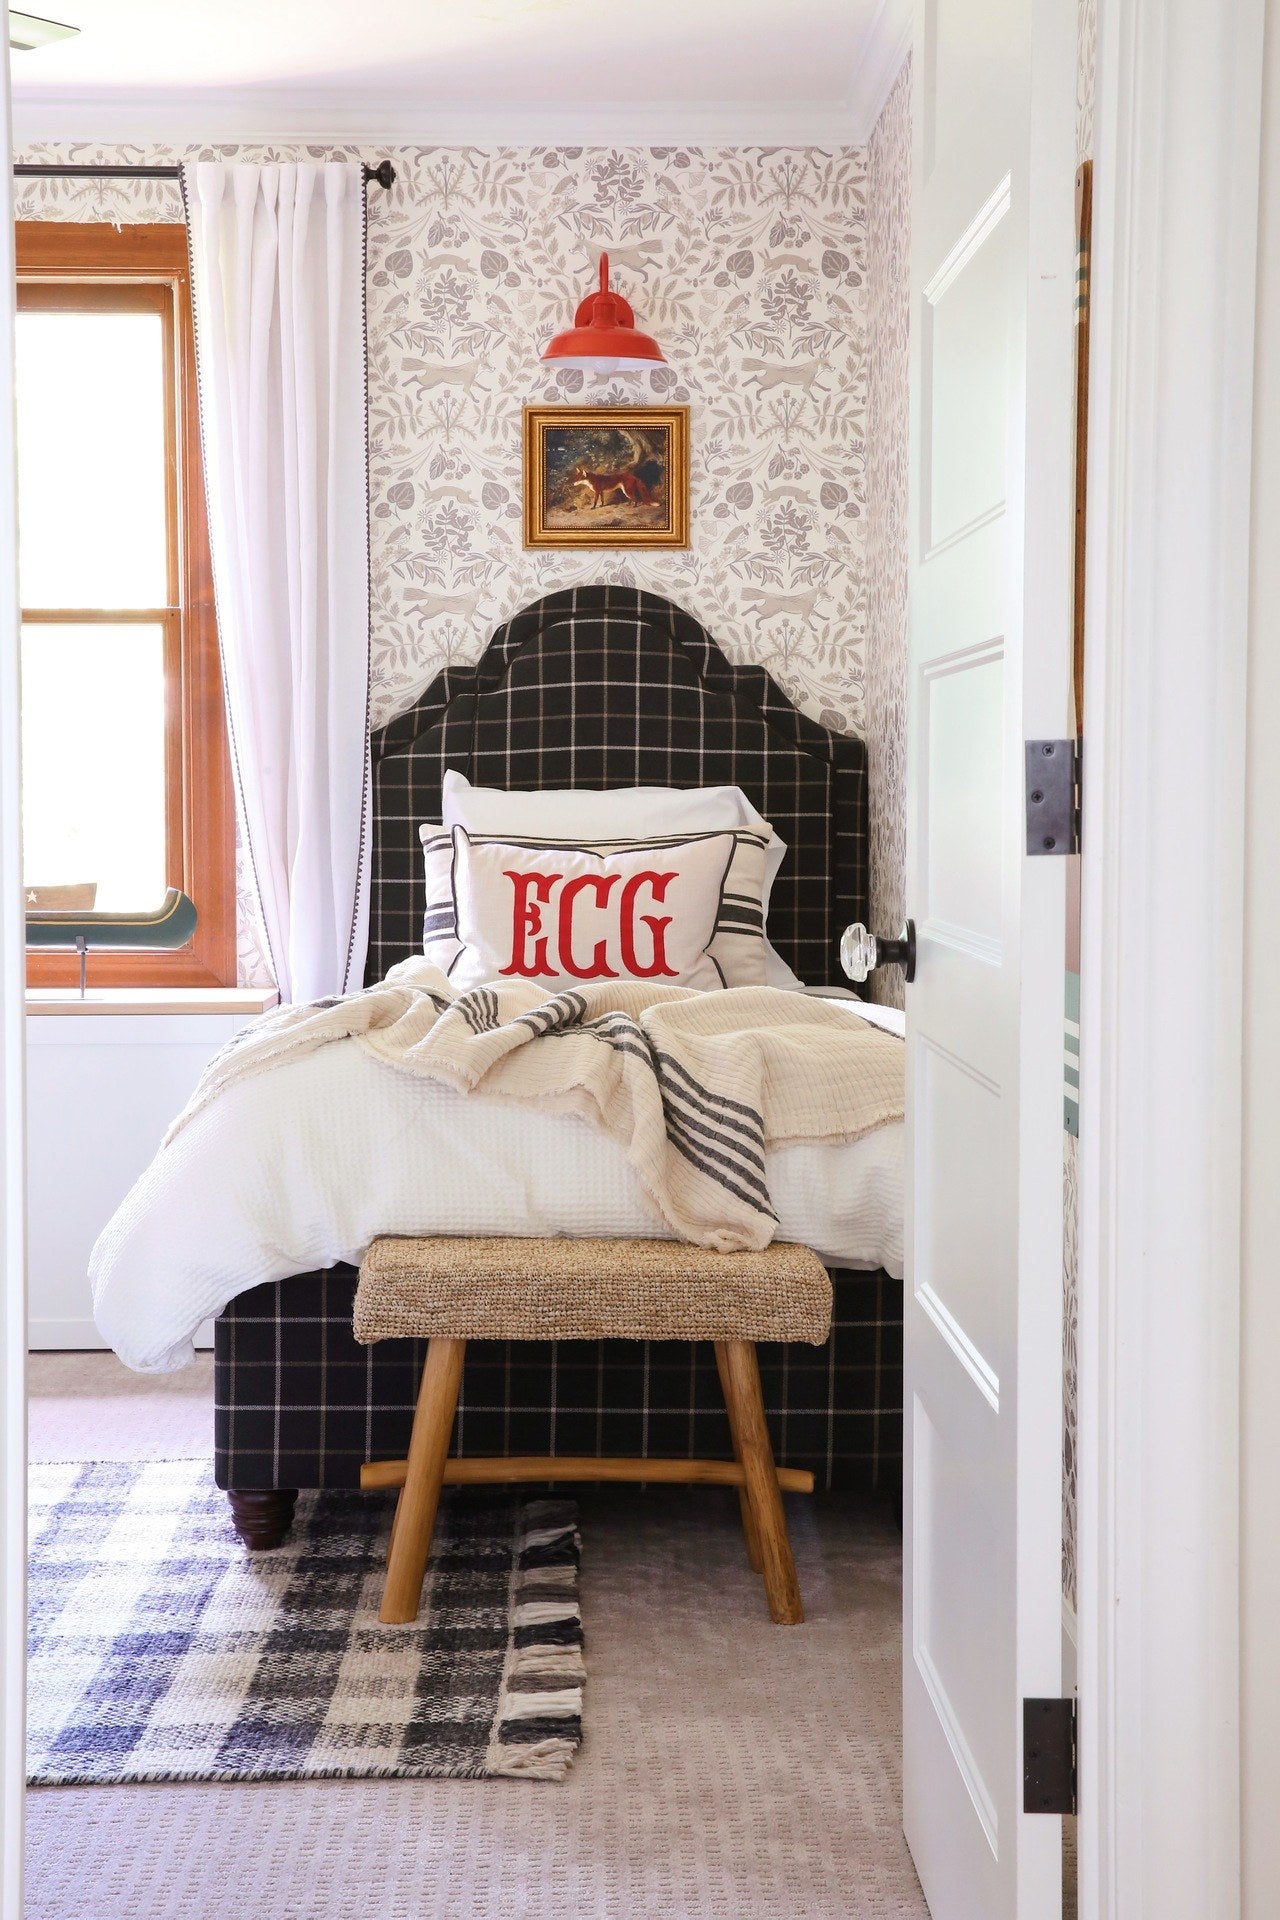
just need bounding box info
[165,959,904,1254]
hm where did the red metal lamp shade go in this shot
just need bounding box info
[541,252,667,375]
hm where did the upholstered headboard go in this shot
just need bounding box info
[365,585,867,988]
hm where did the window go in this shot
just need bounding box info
[16,223,234,987]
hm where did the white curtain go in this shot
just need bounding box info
[182,162,371,1003]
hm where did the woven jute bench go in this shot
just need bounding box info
[355,1235,833,1628]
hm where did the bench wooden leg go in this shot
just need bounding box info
[714,1340,763,1573]
[716,1339,804,1625]
[380,1335,466,1624]
[385,1486,404,1567]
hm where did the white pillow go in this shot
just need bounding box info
[419,825,774,991]
[441,770,803,988]
[444,768,756,837]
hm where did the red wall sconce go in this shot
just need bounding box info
[541,252,667,375]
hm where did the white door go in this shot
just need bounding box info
[902,0,1075,1912]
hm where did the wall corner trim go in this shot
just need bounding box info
[1076,0,1265,1913]
[846,0,914,139]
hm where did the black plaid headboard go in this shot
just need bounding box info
[365,584,867,988]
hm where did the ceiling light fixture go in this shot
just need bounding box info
[9,9,78,50]
[541,252,667,377]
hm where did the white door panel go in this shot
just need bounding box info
[921,643,1006,953]
[921,0,1022,188]
[920,187,1014,555]
[902,0,1074,1909]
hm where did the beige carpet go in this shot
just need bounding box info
[26,1352,928,1919]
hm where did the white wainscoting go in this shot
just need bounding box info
[25,994,273,1350]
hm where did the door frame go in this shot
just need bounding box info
[1076,0,1264,1914]
[0,53,28,1920]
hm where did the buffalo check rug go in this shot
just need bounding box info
[27,1462,584,1785]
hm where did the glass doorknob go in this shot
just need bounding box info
[839,918,917,985]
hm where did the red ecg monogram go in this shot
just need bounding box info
[500,868,679,979]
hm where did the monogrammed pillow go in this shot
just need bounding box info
[440,771,802,990]
[418,825,774,992]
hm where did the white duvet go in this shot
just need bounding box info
[90,996,905,1374]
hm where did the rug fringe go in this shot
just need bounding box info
[518,1563,578,1589]
[484,1736,580,1782]
[507,1644,586,1682]
[513,1598,582,1628]
[497,1687,584,1722]
[483,1500,586,1783]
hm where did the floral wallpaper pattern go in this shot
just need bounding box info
[864,62,912,1014]
[362,145,871,736]
[1062,1129,1080,1610]
[1077,0,1098,169]
[17,140,871,735]
[17,139,876,986]
[1061,0,1098,1621]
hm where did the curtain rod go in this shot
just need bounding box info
[13,160,396,188]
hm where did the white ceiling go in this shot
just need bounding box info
[8,0,913,146]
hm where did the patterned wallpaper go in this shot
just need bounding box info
[864,62,912,1012]
[1077,0,1098,167]
[363,146,871,736]
[1062,0,1098,1619]
[17,140,881,988]
[16,141,871,737]
[1062,1128,1080,1609]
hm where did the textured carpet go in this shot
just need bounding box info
[29,1462,583,1785]
[27,1351,928,1920]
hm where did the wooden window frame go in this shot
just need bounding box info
[17,222,236,989]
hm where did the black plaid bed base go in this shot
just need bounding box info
[214,1265,903,1497]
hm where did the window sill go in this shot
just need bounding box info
[25,987,278,1018]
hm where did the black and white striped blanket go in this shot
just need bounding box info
[168,961,904,1252]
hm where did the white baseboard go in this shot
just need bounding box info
[28,1317,214,1352]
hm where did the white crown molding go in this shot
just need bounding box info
[9,4,914,151]
[844,0,913,136]
[11,90,864,151]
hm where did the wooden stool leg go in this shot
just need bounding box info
[380,1336,466,1624]
[385,1486,404,1567]
[717,1339,804,1625]
[714,1340,763,1573]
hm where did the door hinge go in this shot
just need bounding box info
[1023,1697,1077,1816]
[1025,739,1081,856]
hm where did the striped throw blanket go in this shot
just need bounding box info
[167,960,904,1252]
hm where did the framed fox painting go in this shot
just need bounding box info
[523,406,689,549]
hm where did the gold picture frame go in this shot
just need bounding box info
[523,405,689,549]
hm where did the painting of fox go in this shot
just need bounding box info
[548,423,663,524]
[525,407,688,548]
[570,463,654,508]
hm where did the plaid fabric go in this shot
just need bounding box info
[367,585,868,991]
[215,1265,903,1496]
[29,1461,583,1785]
[215,586,879,1502]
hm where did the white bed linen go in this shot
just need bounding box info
[90,997,904,1374]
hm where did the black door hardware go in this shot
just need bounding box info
[1025,739,1081,855]
[1023,1697,1077,1816]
